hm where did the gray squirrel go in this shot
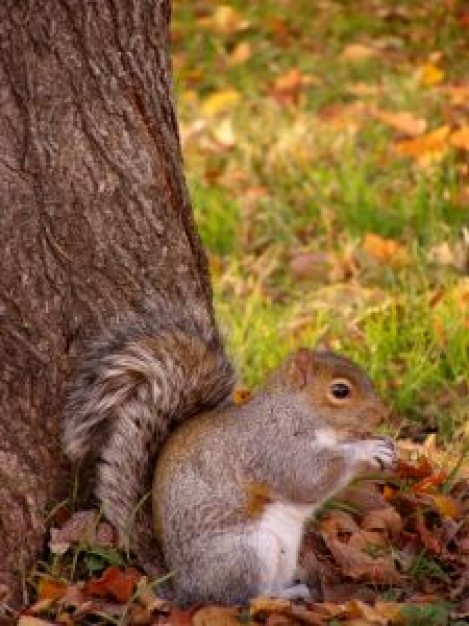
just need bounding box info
[63,301,396,605]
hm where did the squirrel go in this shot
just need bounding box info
[63,301,397,605]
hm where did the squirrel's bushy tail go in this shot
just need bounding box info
[63,302,234,560]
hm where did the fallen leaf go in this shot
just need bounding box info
[444,84,469,106]
[211,119,236,149]
[345,599,388,625]
[228,41,251,66]
[199,6,249,36]
[84,566,141,603]
[347,82,381,97]
[192,607,241,626]
[49,509,116,555]
[450,126,469,151]
[170,606,198,626]
[394,125,450,164]
[37,577,68,601]
[232,387,252,405]
[201,89,241,117]
[371,108,427,137]
[412,470,447,493]
[250,597,292,618]
[289,251,331,281]
[414,512,442,554]
[428,494,461,519]
[396,457,434,480]
[341,43,379,61]
[362,233,407,265]
[361,507,403,540]
[25,599,54,616]
[418,63,445,87]
[271,69,320,105]
[18,618,55,626]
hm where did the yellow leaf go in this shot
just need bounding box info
[341,43,379,61]
[372,108,427,137]
[201,89,241,117]
[418,63,445,87]
[430,494,461,519]
[450,126,469,151]
[362,233,407,265]
[394,125,450,164]
[199,5,249,36]
[228,41,252,66]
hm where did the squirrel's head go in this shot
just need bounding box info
[268,348,389,439]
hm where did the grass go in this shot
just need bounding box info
[172,0,469,444]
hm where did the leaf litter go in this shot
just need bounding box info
[16,444,469,625]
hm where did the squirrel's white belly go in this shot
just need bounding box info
[248,501,314,595]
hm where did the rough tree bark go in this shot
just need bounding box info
[0,0,214,609]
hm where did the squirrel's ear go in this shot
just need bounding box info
[286,348,314,389]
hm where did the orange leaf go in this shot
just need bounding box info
[84,566,141,603]
[228,42,252,66]
[412,470,447,493]
[271,69,320,105]
[362,233,407,265]
[450,127,469,151]
[233,387,252,405]
[37,577,67,601]
[394,125,450,164]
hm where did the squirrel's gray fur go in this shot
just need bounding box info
[63,300,235,569]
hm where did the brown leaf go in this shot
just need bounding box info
[49,509,116,554]
[170,606,199,626]
[289,252,331,281]
[18,618,56,626]
[84,566,141,603]
[193,606,241,626]
[414,512,442,554]
[361,507,403,540]
[345,599,389,625]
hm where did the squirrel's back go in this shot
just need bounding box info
[63,301,235,562]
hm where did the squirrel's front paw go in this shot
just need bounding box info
[355,436,397,471]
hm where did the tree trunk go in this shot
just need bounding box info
[0,0,213,608]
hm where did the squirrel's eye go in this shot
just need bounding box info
[327,379,352,404]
